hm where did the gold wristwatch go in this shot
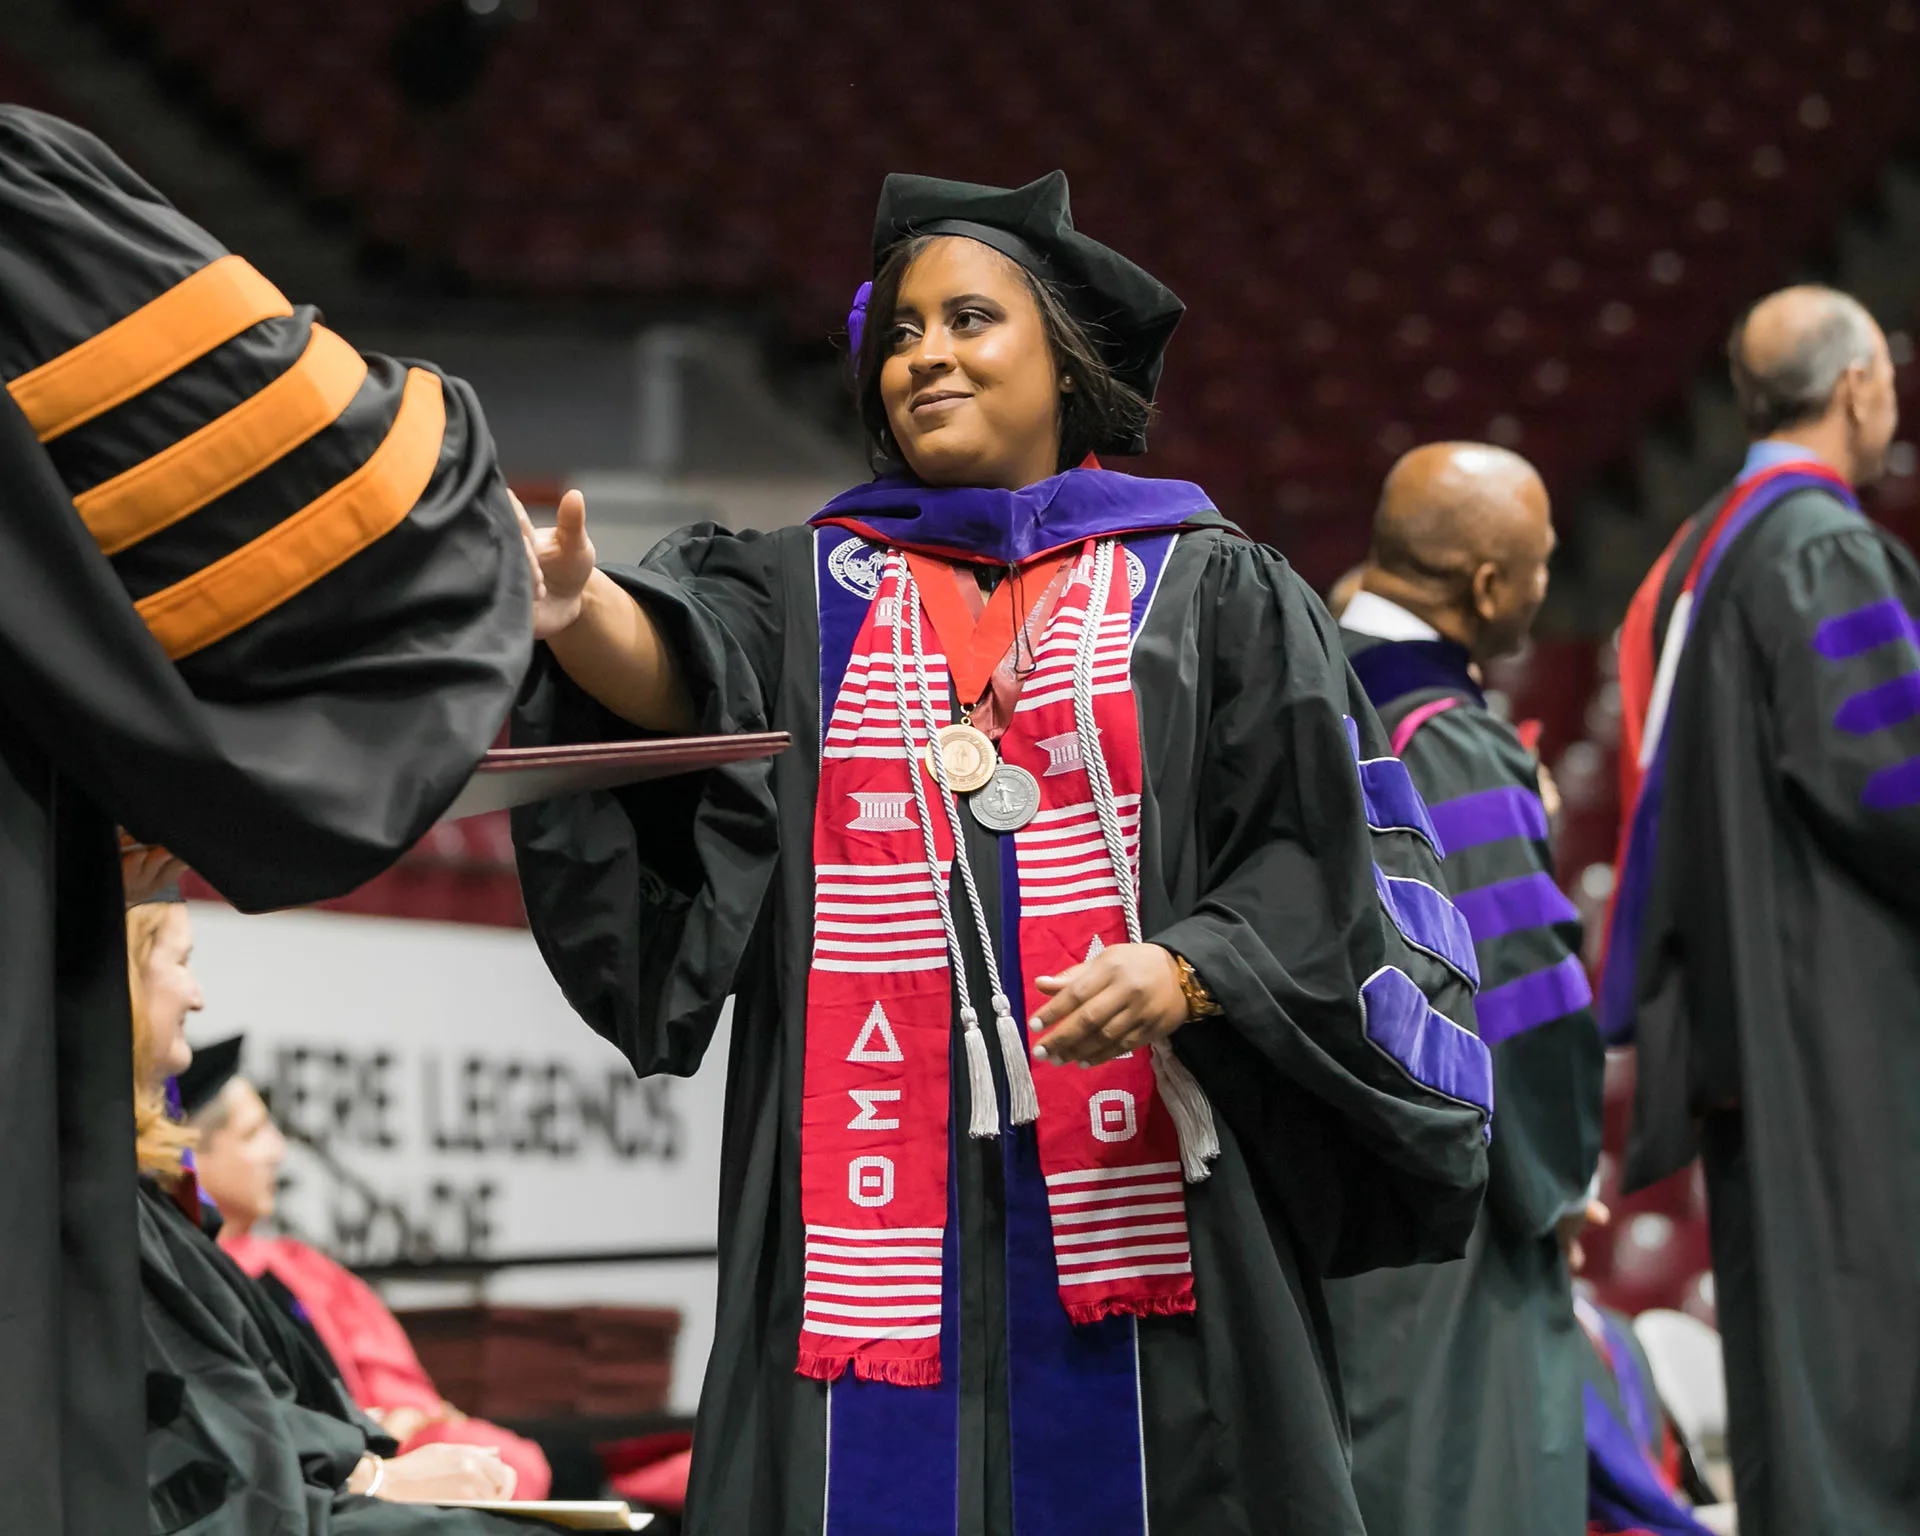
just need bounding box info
[1171,952,1223,1021]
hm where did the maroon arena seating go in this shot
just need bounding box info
[102,0,1920,570]
[88,0,1920,1322]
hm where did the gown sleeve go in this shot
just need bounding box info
[1147,538,1493,1274]
[1755,514,1920,917]
[1401,706,1604,1239]
[511,524,794,1077]
[0,106,530,909]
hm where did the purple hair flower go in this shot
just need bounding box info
[847,280,872,354]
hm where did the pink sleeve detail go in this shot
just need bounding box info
[1390,697,1462,757]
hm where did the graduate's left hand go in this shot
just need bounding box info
[1029,943,1188,1068]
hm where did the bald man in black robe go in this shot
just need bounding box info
[1328,444,1604,1536]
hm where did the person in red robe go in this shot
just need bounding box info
[186,1045,553,1501]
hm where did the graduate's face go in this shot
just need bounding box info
[194,1079,286,1233]
[880,238,1066,492]
[139,905,202,1085]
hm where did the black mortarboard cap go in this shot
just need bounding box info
[870,170,1183,455]
[177,1034,244,1119]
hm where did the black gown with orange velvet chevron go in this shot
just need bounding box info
[0,106,529,1535]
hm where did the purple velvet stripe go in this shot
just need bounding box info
[1813,598,1920,659]
[1451,871,1579,943]
[1126,531,1176,636]
[1597,749,1664,1045]
[810,468,1214,567]
[1344,716,1445,853]
[824,1160,963,1536]
[1360,967,1494,1128]
[1374,868,1481,986]
[1698,470,1859,589]
[164,1078,198,1173]
[1584,1383,1713,1536]
[1863,756,1920,810]
[1596,1308,1660,1456]
[1475,954,1593,1047]
[816,529,882,721]
[1835,672,1920,734]
[817,528,961,1536]
[1427,785,1547,853]
[1000,836,1149,1536]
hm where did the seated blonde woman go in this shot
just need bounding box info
[183,1039,550,1501]
[129,892,537,1534]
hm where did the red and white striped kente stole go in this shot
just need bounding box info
[798,542,1195,1387]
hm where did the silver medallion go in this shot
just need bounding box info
[968,764,1041,832]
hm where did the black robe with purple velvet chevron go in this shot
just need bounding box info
[1325,631,1604,1536]
[1618,483,1920,1536]
[511,490,1495,1536]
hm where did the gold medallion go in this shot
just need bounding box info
[926,722,997,793]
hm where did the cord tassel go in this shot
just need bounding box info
[896,570,1004,1139]
[995,993,1040,1125]
[904,561,1030,1140]
[1074,541,1219,1182]
[1151,1041,1219,1182]
[962,1007,1001,1138]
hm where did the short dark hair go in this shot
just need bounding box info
[851,234,1151,476]
[1728,287,1878,437]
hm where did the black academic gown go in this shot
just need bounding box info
[512,519,1493,1535]
[1622,484,1920,1536]
[0,107,529,1534]
[1328,634,1604,1536]
[139,1184,535,1535]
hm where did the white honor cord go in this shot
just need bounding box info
[900,562,1040,1129]
[1637,587,1693,770]
[1072,541,1219,1182]
[890,568,1009,1136]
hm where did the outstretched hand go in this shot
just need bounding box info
[1028,943,1189,1068]
[516,488,597,640]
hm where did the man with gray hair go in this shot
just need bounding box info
[1603,284,1916,1536]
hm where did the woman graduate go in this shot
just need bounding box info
[515,172,1494,1536]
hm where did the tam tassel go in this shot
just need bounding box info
[1151,1040,1218,1181]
